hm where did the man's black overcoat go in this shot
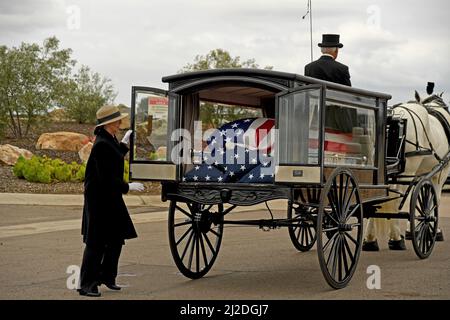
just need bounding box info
[82,128,137,245]
[304,55,351,86]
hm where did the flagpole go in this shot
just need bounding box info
[309,0,313,62]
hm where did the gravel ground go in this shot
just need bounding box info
[0,120,161,195]
[0,165,161,194]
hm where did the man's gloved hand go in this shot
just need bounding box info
[121,130,133,145]
[128,182,144,192]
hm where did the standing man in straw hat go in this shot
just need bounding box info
[305,34,351,86]
[78,105,144,297]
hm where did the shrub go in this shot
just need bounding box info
[13,155,86,184]
[12,155,128,184]
[123,160,130,183]
[12,156,27,178]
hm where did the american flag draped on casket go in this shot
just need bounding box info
[184,118,275,183]
[183,118,357,183]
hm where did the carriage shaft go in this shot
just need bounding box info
[222,219,296,228]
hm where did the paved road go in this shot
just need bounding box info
[0,197,449,300]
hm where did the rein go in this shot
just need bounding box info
[392,104,441,161]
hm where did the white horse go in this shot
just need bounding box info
[363,92,449,251]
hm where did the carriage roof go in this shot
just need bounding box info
[162,68,392,102]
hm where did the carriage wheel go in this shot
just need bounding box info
[317,168,363,289]
[410,179,438,259]
[288,188,319,251]
[168,200,224,279]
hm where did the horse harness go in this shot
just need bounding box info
[392,104,444,162]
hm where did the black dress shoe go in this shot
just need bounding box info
[102,282,121,290]
[78,287,101,297]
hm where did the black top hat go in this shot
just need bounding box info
[318,34,343,48]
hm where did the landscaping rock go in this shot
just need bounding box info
[36,132,90,152]
[156,146,167,160]
[48,108,70,122]
[78,142,93,162]
[0,144,34,166]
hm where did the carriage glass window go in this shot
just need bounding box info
[278,88,321,165]
[133,91,169,161]
[324,90,377,167]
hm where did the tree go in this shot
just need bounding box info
[179,49,273,129]
[63,65,117,124]
[179,48,272,72]
[0,37,75,138]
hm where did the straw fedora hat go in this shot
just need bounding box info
[95,105,129,129]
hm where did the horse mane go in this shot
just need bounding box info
[422,94,447,107]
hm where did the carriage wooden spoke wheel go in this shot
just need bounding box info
[168,201,224,279]
[317,168,363,289]
[410,179,438,259]
[288,188,320,252]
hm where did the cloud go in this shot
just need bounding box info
[0,0,449,106]
[0,0,66,34]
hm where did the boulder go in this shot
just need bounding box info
[156,146,167,160]
[48,108,69,122]
[78,142,93,163]
[0,144,34,166]
[36,132,90,152]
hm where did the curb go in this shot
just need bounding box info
[0,193,289,211]
[0,193,164,207]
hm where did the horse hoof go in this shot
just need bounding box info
[362,239,379,251]
[436,231,444,242]
[388,236,406,250]
[405,230,412,240]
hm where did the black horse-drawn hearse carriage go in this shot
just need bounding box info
[129,69,443,289]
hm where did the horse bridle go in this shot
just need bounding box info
[392,104,441,161]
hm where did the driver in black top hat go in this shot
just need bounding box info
[305,34,351,86]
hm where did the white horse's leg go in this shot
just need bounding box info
[365,218,377,242]
[389,219,402,241]
[363,218,381,251]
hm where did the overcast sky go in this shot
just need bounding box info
[1,0,449,105]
